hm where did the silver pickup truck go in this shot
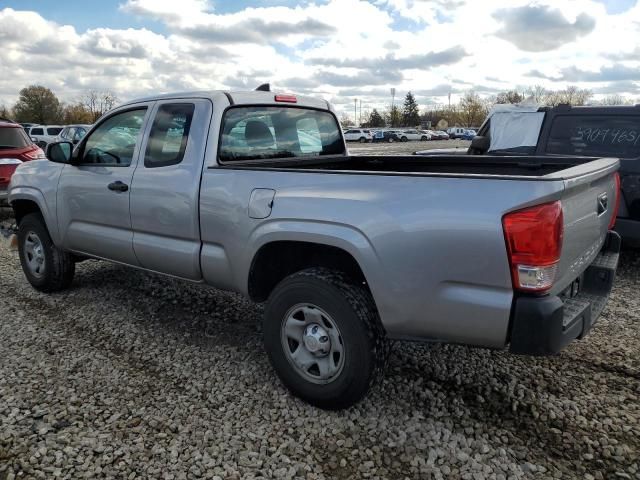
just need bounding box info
[8,89,621,409]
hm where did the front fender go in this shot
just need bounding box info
[9,187,60,245]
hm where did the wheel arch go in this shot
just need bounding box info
[10,189,60,242]
[248,240,371,303]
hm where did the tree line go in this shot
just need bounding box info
[0,85,118,125]
[340,86,636,130]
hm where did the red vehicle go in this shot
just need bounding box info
[0,119,45,203]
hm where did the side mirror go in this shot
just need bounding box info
[469,135,489,154]
[46,141,73,164]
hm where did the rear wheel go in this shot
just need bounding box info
[421,136,428,141]
[387,137,394,143]
[359,137,366,143]
[263,268,389,409]
[401,136,408,142]
[18,213,75,292]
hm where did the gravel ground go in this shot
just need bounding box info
[1,171,639,479]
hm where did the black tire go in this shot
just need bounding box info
[263,268,389,410]
[401,136,408,142]
[359,137,366,143]
[387,137,394,143]
[421,136,428,141]
[17,213,75,292]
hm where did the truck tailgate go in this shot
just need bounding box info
[547,157,620,294]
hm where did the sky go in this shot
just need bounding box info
[1,0,640,118]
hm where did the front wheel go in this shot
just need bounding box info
[421,136,428,141]
[387,137,394,143]
[263,268,389,409]
[401,136,408,142]
[359,137,366,143]
[18,213,75,292]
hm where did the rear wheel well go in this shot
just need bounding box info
[11,199,41,226]
[248,241,368,302]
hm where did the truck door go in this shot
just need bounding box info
[130,99,212,280]
[57,106,151,265]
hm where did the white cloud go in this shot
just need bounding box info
[1,1,640,118]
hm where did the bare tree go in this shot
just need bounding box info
[63,103,94,124]
[457,92,489,127]
[82,90,119,122]
[595,94,633,106]
[0,104,12,120]
[339,113,354,128]
[525,85,548,104]
[543,86,592,107]
[495,90,525,104]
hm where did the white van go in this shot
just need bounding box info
[446,127,467,139]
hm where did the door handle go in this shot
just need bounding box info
[108,181,129,192]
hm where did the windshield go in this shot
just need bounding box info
[219,106,344,162]
[0,127,31,149]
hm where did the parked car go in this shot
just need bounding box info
[9,89,620,409]
[28,125,64,149]
[343,128,372,142]
[372,130,401,143]
[399,129,431,141]
[19,123,38,130]
[0,119,46,204]
[55,124,92,144]
[461,129,476,140]
[427,130,449,140]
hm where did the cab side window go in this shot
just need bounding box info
[144,104,195,168]
[80,109,147,166]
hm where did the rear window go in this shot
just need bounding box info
[0,127,31,149]
[219,107,344,162]
[546,115,640,158]
[47,127,63,135]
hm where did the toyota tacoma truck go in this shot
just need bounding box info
[8,89,621,409]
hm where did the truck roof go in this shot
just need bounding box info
[119,90,332,111]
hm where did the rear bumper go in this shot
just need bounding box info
[509,230,621,356]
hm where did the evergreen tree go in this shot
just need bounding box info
[385,105,402,127]
[401,91,420,126]
[368,108,385,127]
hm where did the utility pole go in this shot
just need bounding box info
[359,99,362,126]
[354,98,357,126]
[390,87,396,127]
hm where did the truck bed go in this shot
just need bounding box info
[222,155,605,179]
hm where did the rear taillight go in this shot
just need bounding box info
[22,147,46,160]
[502,201,563,292]
[0,158,22,186]
[609,172,621,230]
